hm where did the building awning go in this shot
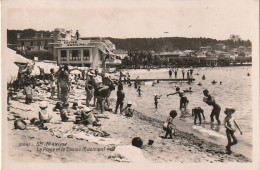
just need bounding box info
[99,49,108,54]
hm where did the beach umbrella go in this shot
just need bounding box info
[14,53,32,64]
[31,65,40,75]
[6,62,19,83]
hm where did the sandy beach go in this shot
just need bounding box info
[5,77,251,163]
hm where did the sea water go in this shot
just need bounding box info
[114,66,252,148]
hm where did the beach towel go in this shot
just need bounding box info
[109,145,148,163]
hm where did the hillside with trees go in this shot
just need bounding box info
[107,37,251,52]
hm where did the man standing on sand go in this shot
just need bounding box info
[203,89,221,125]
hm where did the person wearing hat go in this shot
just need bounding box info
[39,102,52,124]
[163,110,177,139]
[203,89,221,125]
[224,108,242,154]
[121,101,134,117]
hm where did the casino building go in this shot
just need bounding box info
[51,28,121,71]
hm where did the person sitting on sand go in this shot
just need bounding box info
[154,94,161,109]
[60,108,74,122]
[192,107,205,125]
[115,87,125,114]
[79,107,100,126]
[163,110,177,139]
[224,108,242,154]
[203,89,221,125]
[202,75,206,80]
[198,82,202,86]
[39,101,52,124]
[122,101,134,117]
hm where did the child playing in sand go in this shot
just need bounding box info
[224,108,242,154]
[154,94,161,109]
[192,107,205,125]
[60,108,74,122]
[39,102,52,124]
[122,101,134,117]
[163,110,177,139]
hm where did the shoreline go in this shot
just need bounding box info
[6,97,251,163]
[5,66,252,163]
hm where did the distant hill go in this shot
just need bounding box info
[107,37,251,52]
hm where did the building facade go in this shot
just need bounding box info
[53,39,121,71]
[113,49,128,59]
[17,32,54,52]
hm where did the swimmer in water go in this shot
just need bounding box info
[167,87,189,111]
[184,87,193,93]
[211,80,217,85]
[137,86,142,97]
[203,89,221,125]
[192,107,205,125]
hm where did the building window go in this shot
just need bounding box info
[30,41,33,46]
[69,50,81,61]
[45,41,48,46]
[61,50,67,61]
[83,49,90,60]
[21,41,24,46]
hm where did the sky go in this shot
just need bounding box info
[2,0,259,40]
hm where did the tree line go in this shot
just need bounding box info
[108,37,251,52]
